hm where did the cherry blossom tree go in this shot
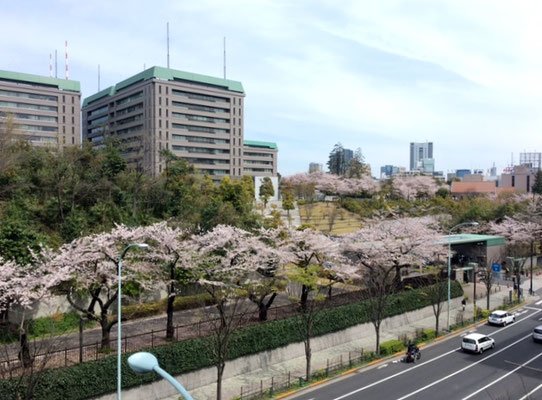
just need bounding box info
[489,214,542,297]
[139,222,193,339]
[186,225,286,400]
[267,227,357,380]
[343,216,446,355]
[0,249,55,367]
[48,225,153,349]
[391,175,441,200]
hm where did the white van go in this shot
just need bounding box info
[462,333,495,354]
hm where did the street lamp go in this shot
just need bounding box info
[447,222,479,332]
[128,352,194,400]
[118,243,149,400]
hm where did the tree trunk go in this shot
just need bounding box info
[305,336,312,381]
[166,266,176,339]
[258,303,268,321]
[18,329,33,368]
[435,313,439,337]
[100,321,111,349]
[374,323,381,356]
[216,362,225,400]
[300,285,309,313]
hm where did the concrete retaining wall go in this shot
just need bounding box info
[94,297,462,400]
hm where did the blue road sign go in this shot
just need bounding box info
[492,263,501,272]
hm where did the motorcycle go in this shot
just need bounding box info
[405,347,421,363]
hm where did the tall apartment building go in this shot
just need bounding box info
[308,162,323,174]
[409,142,434,172]
[0,70,81,147]
[82,66,277,179]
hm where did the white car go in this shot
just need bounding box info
[462,333,495,354]
[533,326,542,342]
[488,310,515,326]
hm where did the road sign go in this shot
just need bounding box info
[492,263,501,272]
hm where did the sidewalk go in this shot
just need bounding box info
[162,274,542,400]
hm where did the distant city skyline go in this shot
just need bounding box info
[2,1,541,176]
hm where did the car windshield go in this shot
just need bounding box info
[534,329,542,334]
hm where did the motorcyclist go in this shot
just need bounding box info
[406,343,420,362]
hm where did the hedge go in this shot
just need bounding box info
[0,281,462,399]
[380,340,405,356]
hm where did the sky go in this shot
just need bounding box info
[2,0,542,177]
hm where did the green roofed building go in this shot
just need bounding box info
[82,66,278,179]
[0,69,81,148]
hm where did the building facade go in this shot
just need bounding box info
[501,165,536,193]
[243,140,278,177]
[308,163,323,174]
[0,70,81,148]
[82,66,276,179]
[409,142,434,172]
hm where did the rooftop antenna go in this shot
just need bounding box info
[98,64,100,91]
[223,37,226,79]
[167,22,170,68]
[511,152,514,166]
[65,40,69,80]
[55,49,58,78]
[143,63,146,70]
[49,53,53,78]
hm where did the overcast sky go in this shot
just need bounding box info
[2,0,541,176]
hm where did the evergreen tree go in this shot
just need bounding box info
[259,177,275,207]
[533,170,542,195]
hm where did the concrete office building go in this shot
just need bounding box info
[0,70,81,148]
[410,142,434,172]
[82,66,277,179]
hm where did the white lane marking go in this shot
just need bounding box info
[515,310,528,316]
[394,333,534,400]
[519,382,542,400]
[329,348,460,400]
[525,306,542,311]
[535,300,542,305]
[328,309,541,400]
[377,364,388,369]
[460,351,542,400]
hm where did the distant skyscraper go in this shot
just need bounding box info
[410,142,434,172]
[309,162,323,173]
[456,169,471,179]
[380,165,399,179]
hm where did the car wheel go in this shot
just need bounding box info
[513,317,515,322]
[479,347,484,354]
[503,321,507,327]
[492,342,495,349]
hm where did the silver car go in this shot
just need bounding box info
[462,333,495,354]
[533,326,542,342]
[488,310,515,326]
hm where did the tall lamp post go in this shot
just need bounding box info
[118,243,149,400]
[447,222,478,332]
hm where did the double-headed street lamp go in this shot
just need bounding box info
[447,222,479,332]
[118,243,149,400]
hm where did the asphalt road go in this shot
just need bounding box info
[291,297,542,400]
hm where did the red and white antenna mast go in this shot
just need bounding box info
[65,40,69,80]
[49,53,53,78]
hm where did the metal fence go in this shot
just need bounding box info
[238,349,369,400]
[0,289,365,376]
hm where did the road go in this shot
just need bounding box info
[291,297,542,400]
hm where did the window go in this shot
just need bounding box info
[172,89,230,103]
[0,89,57,102]
[72,137,75,144]
[166,87,168,95]
[159,86,162,94]
[116,91,143,106]
[159,120,162,128]
[72,127,74,134]
[63,95,65,102]
[159,97,162,105]
[62,126,65,133]
[72,97,74,104]
[172,123,229,134]
[159,109,162,117]
[72,106,74,114]
[63,105,65,113]
[72,116,74,124]
[512,176,515,187]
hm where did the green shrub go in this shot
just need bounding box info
[421,329,436,341]
[380,340,404,356]
[0,281,463,400]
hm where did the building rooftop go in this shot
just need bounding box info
[244,140,278,150]
[83,66,244,107]
[440,234,506,247]
[0,69,80,92]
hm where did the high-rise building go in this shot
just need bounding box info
[0,69,81,148]
[309,163,323,173]
[82,66,277,179]
[380,164,399,179]
[409,142,434,172]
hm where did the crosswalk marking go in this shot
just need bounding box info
[535,300,542,305]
